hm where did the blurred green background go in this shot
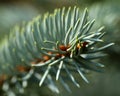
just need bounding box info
[0,0,120,96]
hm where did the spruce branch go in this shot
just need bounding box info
[0,6,114,95]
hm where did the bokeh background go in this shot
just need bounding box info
[0,0,120,96]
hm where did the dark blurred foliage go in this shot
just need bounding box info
[0,0,120,96]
